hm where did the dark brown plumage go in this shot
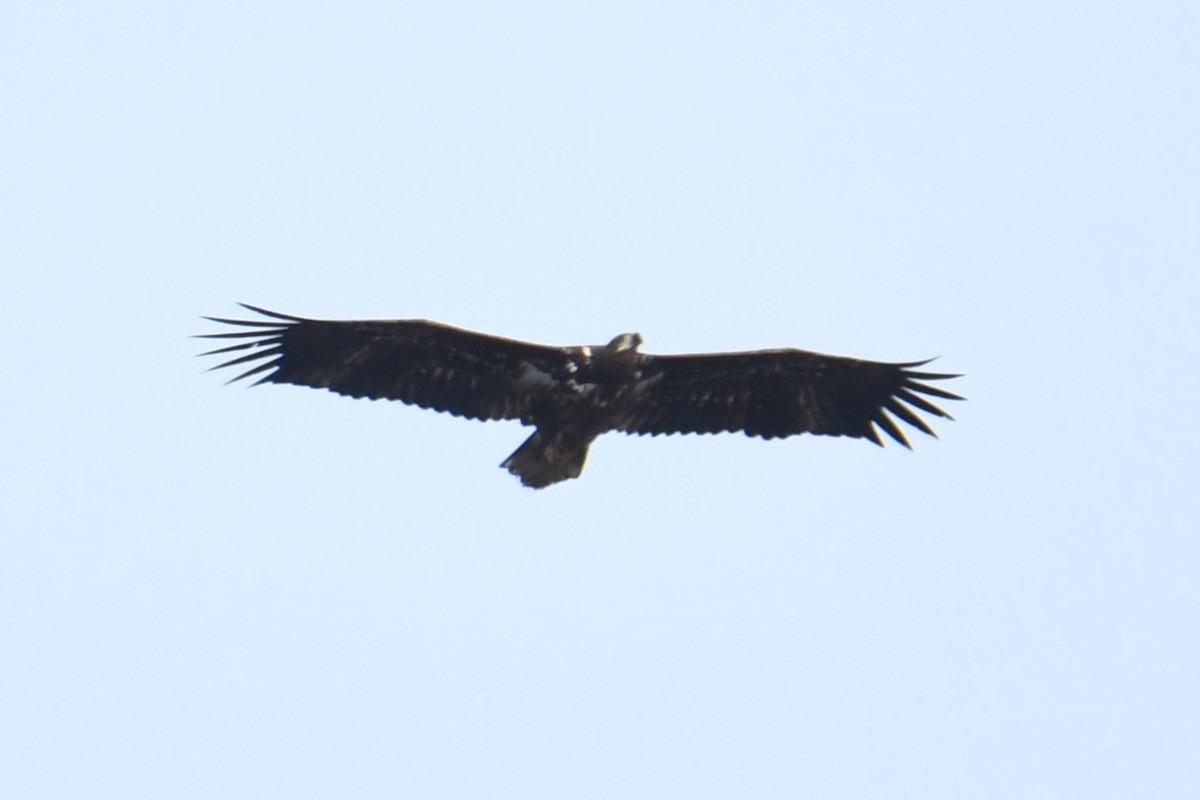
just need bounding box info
[199,304,963,488]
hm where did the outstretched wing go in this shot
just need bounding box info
[619,349,962,447]
[197,304,575,423]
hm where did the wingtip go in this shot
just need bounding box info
[237,302,302,321]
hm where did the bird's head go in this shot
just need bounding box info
[606,332,643,353]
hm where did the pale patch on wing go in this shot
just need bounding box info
[632,373,663,396]
[568,380,599,398]
[513,363,558,390]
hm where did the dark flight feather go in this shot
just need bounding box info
[198,305,963,487]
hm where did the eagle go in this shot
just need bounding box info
[199,304,963,488]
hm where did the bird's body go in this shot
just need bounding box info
[199,305,962,488]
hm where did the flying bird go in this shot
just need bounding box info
[199,304,963,488]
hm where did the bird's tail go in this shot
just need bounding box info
[501,431,591,489]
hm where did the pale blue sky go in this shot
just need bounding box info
[3,1,1198,797]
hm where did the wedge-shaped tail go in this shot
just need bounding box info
[501,431,593,489]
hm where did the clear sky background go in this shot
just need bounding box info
[3,1,1197,797]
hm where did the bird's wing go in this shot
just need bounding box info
[618,348,962,446]
[197,304,575,423]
